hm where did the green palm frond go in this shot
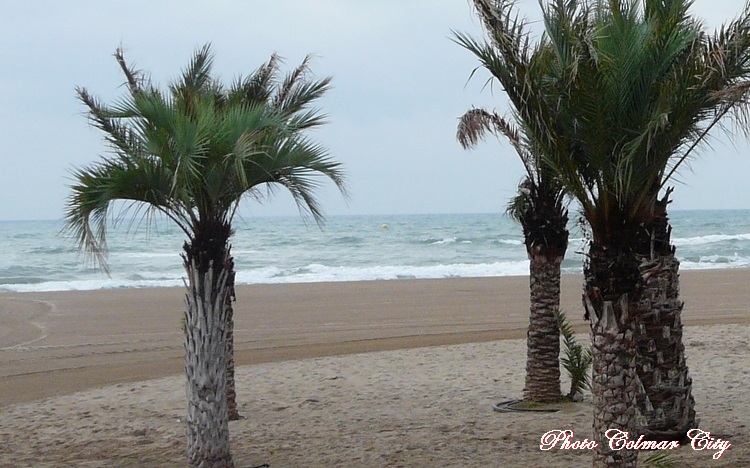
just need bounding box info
[171,44,215,101]
[228,54,279,107]
[66,155,191,271]
[643,451,680,468]
[555,310,592,398]
[261,135,346,223]
[65,44,346,268]
[466,0,750,247]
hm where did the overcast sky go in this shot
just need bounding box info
[1,0,748,221]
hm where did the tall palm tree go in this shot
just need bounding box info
[456,108,569,403]
[458,1,750,466]
[632,6,750,441]
[65,45,345,467]
[545,2,749,460]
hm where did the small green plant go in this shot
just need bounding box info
[555,310,592,400]
[643,451,679,467]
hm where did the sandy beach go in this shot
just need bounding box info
[1,269,749,466]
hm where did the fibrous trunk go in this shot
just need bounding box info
[517,179,568,403]
[183,225,234,468]
[225,250,239,421]
[584,247,643,467]
[635,197,696,441]
[524,254,563,403]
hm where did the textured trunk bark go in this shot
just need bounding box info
[515,179,568,403]
[225,250,239,421]
[183,253,234,467]
[635,200,696,441]
[523,254,563,403]
[584,246,644,467]
[587,294,641,467]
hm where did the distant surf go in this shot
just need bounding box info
[2,211,750,292]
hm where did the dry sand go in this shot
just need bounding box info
[1,269,749,466]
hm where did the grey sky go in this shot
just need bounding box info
[1,0,748,221]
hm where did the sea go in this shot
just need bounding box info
[2,210,750,293]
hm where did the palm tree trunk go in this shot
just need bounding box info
[636,197,696,441]
[584,248,643,467]
[636,254,695,441]
[524,254,563,403]
[588,296,640,467]
[516,181,568,403]
[183,250,234,467]
[225,249,239,421]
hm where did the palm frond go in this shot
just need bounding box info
[228,53,280,106]
[643,451,680,468]
[114,46,146,94]
[67,45,346,269]
[457,108,535,176]
[64,157,193,270]
[457,1,576,254]
[176,43,214,95]
[556,310,592,398]
[259,135,347,225]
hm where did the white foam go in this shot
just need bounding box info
[0,278,183,293]
[673,233,750,246]
[235,261,530,284]
[680,254,750,269]
[494,239,524,246]
[114,252,178,259]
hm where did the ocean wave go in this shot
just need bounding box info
[428,237,457,245]
[0,277,184,293]
[0,261,532,292]
[673,233,750,246]
[23,246,73,254]
[680,254,750,269]
[423,237,475,245]
[332,235,364,245]
[493,239,523,246]
[235,261,530,284]
[114,252,180,259]
[4,254,750,292]
[4,212,750,293]
[127,271,184,281]
[231,249,261,256]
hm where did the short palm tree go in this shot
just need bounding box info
[65,45,345,467]
[458,1,750,466]
[456,107,568,403]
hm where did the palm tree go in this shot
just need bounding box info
[632,6,750,441]
[545,2,749,459]
[65,45,345,467]
[456,108,568,403]
[458,1,750,466]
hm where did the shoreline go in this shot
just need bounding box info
[2,269,750,405]
[1,265,748,295]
